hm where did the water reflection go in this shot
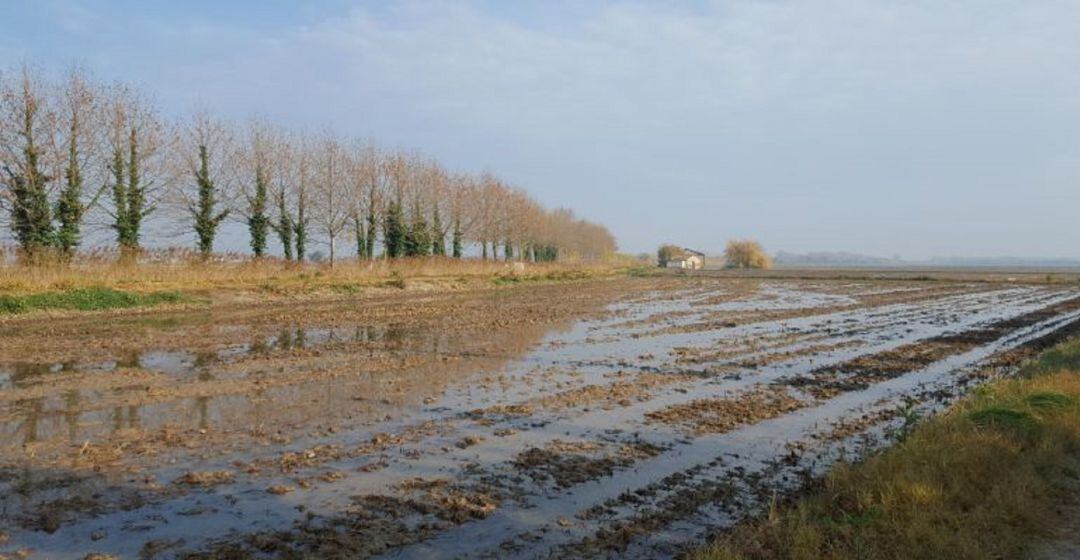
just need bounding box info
[63,389,79,440]
[112,404,140,432]
[0,323,407,387]
[0,319,562,450]
[193,351,217,431]
[11,362,70,444]
[16,396,42,444]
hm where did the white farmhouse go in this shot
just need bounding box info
[665,248,705,270]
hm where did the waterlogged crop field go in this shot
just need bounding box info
[2,275,1079,559]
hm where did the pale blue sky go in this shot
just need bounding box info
[4,0,1078,258]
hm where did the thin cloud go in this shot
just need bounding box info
[4,0,1080,257]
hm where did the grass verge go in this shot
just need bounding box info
[0,258,635,297]
[694,338,1080,560]
[0,286,187,315]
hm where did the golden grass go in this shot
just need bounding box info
[694,339,1080,560]
[0,256,634,297]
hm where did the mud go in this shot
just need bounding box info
[786,296,1080,399]
[1,275,1078,559]
[513,440,664,489]
[645,386,805,435]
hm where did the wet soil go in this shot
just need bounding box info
[645,386,805,435]
[1,275,1078,559]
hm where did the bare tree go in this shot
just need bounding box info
[362,144,383,259]
[175,110,235,257]
[423,162,451,256]
[312,132,350,265]
[0,65,57,257]
[53,67,104,256]
[0,62,618,264]
[381,152,409,258]
[292,133,312,261]
[237,119,278,258]
[448,174,479,258]
[348,141,381,260]
[102,83,170,259]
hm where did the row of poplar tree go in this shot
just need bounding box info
[0,65,617,264]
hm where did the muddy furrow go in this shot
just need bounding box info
[2,281,1078,560]
[383,296,1080,558]
[425,309,1080,559]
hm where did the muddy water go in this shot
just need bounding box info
[0,324,434,444]
[0,278,1078,559]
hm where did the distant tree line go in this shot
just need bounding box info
[0,65,616,264]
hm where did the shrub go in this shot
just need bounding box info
[657,244,685,267]
[724,239,772,269]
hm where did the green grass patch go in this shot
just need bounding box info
[1026,391,1077,410]
[491,274,527,285]
[328,282,363,294]
[0,287,187,315]
[492,268,602,286]
[820,505,886,529]
[968,405,1041,435]
[1019,337,1080,377]
[626,266,665,277]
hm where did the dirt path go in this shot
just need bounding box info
[1,276,1078,559]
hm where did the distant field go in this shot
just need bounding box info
[698,264,1080,284]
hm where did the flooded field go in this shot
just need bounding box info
[2,275,1079,559]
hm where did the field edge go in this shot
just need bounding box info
[692,337,1080,560]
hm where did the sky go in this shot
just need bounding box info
[3,0,1079,258]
